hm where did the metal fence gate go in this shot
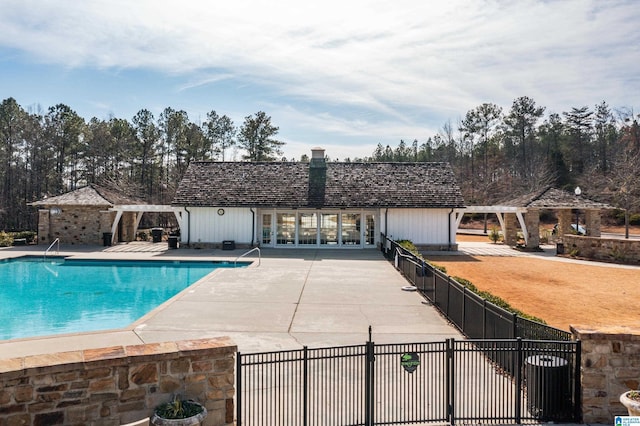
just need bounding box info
[237,334,580,425]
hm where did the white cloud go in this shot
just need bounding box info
[1,0,639,158]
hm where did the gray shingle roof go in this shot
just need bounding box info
[501,186,614,209]
[172,161,465,209]
[29,184,144,207]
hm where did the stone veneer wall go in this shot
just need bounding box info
[564,235,640,264]
[37,206,114,245]
[0,338,236,426]
[571,326,640,424]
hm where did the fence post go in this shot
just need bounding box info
[461,286,466,334]
[512,312,518,339]
[365,330,375,426]
[447,338,455,426]
[482,299,487,339]
[515,338,522,424]
[303,346,308,426]
[236,352,242,426]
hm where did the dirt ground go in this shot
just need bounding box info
[425,233,640,332]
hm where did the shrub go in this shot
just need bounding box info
[630,213,640,226]
[488,227,501,244]
[0,231,13,247]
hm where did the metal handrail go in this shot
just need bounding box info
[235,247,261,267]
[44,238,60,259]
[394,246,422,268]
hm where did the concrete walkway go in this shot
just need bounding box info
[0,246,462,359]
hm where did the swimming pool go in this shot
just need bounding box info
[0,257,246,340]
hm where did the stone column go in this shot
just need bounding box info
[524,209,540,248]
[504,213,519,246]
[585,209,602,237]
[37,209,50,245]
[571,325,640,424]
[557,209,573,241]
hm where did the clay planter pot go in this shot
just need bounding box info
[620,391,640,416]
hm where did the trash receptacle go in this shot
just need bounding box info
[556,242,564,255]
[151,228,163,243]
[103,232,113,247]
[168,235,178,249]
[222,240,235,250]
[525,355,570,420]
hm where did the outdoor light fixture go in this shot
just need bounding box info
[574,186,581,234]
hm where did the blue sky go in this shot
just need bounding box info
[1,0,639,161]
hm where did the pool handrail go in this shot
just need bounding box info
[235,247,261,267]
[44,238,60,259]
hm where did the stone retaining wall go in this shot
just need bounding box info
[571,325,640,423]
[564,235,640,264]
[0,337,236,426]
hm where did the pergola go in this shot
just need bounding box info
[107,205,184,245]
[456,187,615,249]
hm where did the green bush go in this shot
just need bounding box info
[630,213,640,226]
[0,231,13,247]
[488,226,501,244]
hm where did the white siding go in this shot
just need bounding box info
[187,207,254,243]
[383,208,454,245]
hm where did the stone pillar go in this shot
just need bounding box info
[121,212,136,242]
[585,209,602,237]
[571,325,640,424]
[524,209,540,248]
[557,209,573,241]
[37,209,50,245]
[99,211,115,243]
[504,213,519,246]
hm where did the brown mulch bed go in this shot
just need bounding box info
[426,234,640,331]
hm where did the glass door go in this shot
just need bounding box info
[365,213,376,246]
[261,214,273,246]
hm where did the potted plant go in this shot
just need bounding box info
[150,394,207,426]
[620,390,640,416]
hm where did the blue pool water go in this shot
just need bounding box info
[0,257,244,340]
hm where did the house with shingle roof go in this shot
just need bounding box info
[171,147,465,250]
[29,184,149,245]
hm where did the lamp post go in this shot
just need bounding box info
[574,186,582,234]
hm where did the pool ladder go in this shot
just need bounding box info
[234,247,260,267]
[44,238,60,260]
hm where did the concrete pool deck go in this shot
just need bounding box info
[0,245,462,359]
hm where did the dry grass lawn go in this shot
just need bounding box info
[425,234,640,331]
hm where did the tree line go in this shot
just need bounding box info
[0,98,283,230]
[1,95,639,232]
[360,97,640,222]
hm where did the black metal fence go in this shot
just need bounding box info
[237,334,581,425]
[380,234,573,342]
